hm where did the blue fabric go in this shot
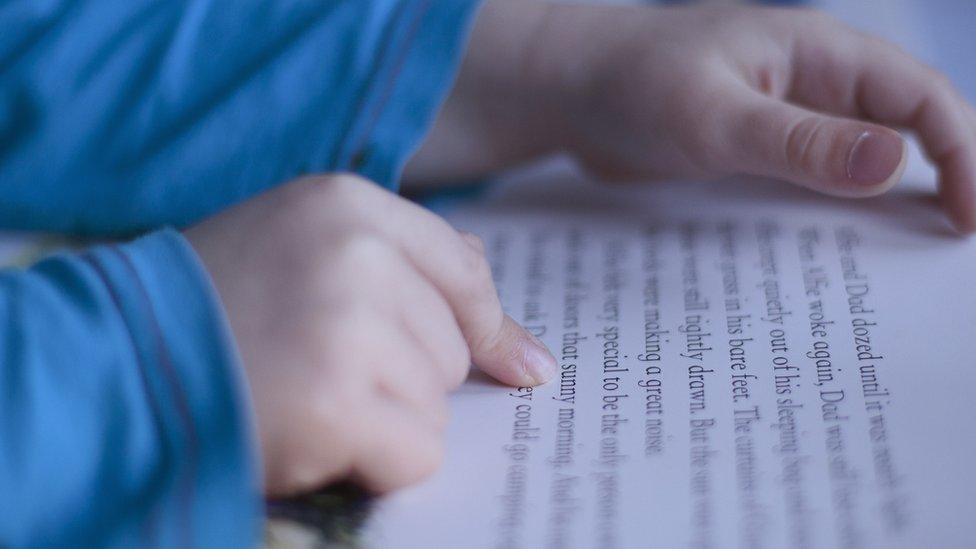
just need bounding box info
[0,230,256,547]
[0,0,477,234]
[0,0,479,546]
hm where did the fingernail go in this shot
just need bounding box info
[846,130,904,186]
[523,335,558,384]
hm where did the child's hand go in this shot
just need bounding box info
[185,175,556,496]
[412,2,976,231]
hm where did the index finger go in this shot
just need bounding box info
[364,184,557,387]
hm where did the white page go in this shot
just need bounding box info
[365,149,976,549]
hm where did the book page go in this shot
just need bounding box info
[365,154,976,549]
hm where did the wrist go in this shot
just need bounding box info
[492,0,575,156]
[512,1,577,157]
[514,2,632,161]
[452,0,572,163]
[531,3,693,173]
[405,0,617,181]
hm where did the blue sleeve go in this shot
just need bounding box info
[0,0,480,234]
[0,1,482,546]
[0,228,259,547]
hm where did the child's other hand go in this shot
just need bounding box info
[185,175,556,496]
[540,5,976,230]
[420,2,976,231]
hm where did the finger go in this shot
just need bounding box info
[722,84,907,196]
[788,28,976,231]
[350,399,444,493]
[371,328,450,430]
[391,255,472,389]
[367,192,556,386]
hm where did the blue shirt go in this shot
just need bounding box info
[0,1,478,546]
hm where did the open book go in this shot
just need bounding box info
[2,148,970,549]
[358,150,976,549]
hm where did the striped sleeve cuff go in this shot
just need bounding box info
[87,228,260,547]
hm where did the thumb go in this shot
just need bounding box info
[723,89,907,196]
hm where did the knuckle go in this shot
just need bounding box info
[270,174,381,239]
[270,181,327,227]
[784,115,827,174]
[332,232,399,276]
[293,172,389,222]
[303,233,399,307]
[315,172,377,198]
